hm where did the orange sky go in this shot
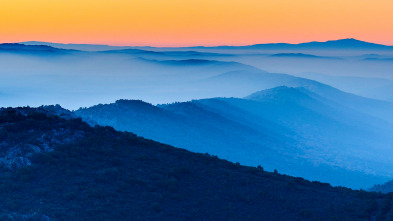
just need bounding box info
[1,0,393,46]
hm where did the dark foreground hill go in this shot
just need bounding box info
[1,107,393,220]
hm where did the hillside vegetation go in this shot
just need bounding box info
[1,107,393,220]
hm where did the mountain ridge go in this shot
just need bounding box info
[190,38,393,50]
[0,43,78,53]
[18,38,393,51]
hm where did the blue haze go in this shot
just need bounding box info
[2,40,393,189]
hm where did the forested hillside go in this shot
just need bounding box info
[1,107,392,220]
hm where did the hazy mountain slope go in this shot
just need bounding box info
[370,180,393,194]
[295,83,393,123]
[193,88,393,184]
[195,69,317,98]
[75,100,287,168]
[292,73,393,101]
[77,99,331,184]
[240,87,393,158]
[201,71,393,122]
[75,86,393,189]
[0,106,391,221]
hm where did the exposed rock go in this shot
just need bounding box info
[0,107,85,169]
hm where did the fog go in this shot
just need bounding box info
[2,45,393,110]
[2,43,393,188]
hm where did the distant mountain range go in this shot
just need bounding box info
[2,41,393,106]
[198,38,393,50]
[0,43,77,54]
[20,38,393,51]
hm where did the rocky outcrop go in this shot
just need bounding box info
[0,107,84,169]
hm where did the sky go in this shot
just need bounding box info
[1,0,393,46]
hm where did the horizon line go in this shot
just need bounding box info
[5,38,393,48]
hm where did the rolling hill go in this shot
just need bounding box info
[75,86,393,189]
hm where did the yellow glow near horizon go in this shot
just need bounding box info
[1,0,393,46]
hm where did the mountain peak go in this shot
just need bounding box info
[326,38,374,44]
[336,38,360,42]
[111,99,157,110]
[115,99,147,105]
[298,38,389,49]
